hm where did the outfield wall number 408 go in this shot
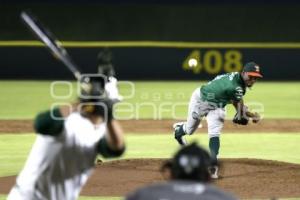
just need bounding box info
[182,50,243,74]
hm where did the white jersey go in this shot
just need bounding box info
[8,112,106,200]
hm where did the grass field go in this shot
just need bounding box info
[0,81,300,119]
[1,133,300,177]
[0,81,300,200]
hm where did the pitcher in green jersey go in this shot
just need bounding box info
[173,62,263,179]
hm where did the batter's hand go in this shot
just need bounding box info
[105,77,123,102]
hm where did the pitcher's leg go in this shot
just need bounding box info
[206,108,225,162]
[184,88,203,135]
[206,108,225,178]
[174,88,202,145]
[209,136,220,165]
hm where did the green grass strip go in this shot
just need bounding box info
[0,81,300,119]
[1,133,300,177]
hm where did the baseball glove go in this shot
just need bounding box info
[232,113,249,125]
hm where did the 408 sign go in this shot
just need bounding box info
[182,50,243,74]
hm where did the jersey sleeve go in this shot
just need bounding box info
[34,107,64,136]
[96,137,125,158]
[232,86,244,102]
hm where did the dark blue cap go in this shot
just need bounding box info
[243,62,263,78]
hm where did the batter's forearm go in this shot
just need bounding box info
[106,120,125,151]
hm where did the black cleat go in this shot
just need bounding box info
[173,123,187,146]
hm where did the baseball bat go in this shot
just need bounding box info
[20,11,81,80]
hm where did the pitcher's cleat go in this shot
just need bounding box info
[173,123,187,146]
[209,166,219,179]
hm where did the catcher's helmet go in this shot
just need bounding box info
[170,143,212,182]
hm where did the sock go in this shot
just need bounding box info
[209,136,220,165]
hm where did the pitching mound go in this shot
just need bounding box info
[1,158,300,199]
[81,158,300,199]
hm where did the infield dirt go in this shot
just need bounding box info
[1,119,300,133]
[1,119,300,199]
[1,159,300,199]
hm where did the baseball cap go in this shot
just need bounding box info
[243,62,263,78]
[170,143,211,181]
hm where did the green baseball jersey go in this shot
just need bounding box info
[200,72,246,107]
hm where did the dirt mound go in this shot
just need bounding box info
[1,119,300,133]
[80,158,300,199]
[2,159,299,199]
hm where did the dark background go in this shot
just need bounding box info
[1,1,300,80]
[2,2,300,41]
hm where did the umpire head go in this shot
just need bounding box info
[162,143,212,182]
[125,143,238,200]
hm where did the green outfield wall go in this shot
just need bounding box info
[0,42,300,80]
[1,3,300,80]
